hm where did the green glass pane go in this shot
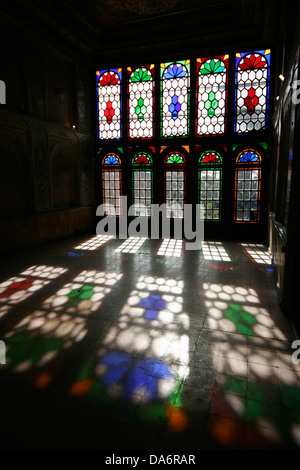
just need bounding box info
[131,68,152,82]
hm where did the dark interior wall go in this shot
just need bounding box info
[0,19,95,255]
[269,2,300,331]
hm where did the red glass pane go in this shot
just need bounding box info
[134,153,151,164]
[99,71,119,85]
[239,54,267,70]
[201,152,221,163]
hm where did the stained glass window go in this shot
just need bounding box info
[128,66,154,139]
[161,61,190,137]
[164,151,186,218]
[96,68,122,140]
[235,50,271,133]
[198,151,222,220]
[132,152,153,217]
[102,153,122,215]
[197,56,228,135]
[234,149,262,222]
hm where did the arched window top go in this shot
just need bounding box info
[198,58,227,75]
[97,69,121,85]
[236,149,261,163]
[165,151,186,164]
[162,61,189,79]
[129,66,153,82]
[199,150,222,164]
[132,152,153,164]
[102,153,121,165]
[237,52,268,70]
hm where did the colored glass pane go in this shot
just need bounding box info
[102,154,122,215]
[234,150,262,222]
[103,153,121,165]
[165,170,185,218]
[161,61,190,137]
[237,149,261,163]
[165,152,185,164]
[128,66,154,139]
[199,151,222,221]
[199,151,222,163]
[97,68,122,139]
[197,56,228,135]
[235,50,271,133]
[132,152,152,217]
[132,152,152,164]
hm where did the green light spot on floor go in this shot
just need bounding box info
[224,303,257,335]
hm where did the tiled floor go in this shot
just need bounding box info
[0,234,299,450]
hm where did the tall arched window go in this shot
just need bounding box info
[96,68,122,140]
[234,149,262,222]
[161,61,190,137]
[197,56,228,135]
[102,153,122,215]
[128,66,154,139]
[164,151,186,218]
[198,150,222,220]
[235,50,271,133]
[132,151,153,216]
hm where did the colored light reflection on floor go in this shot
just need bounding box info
[42,270,123,314]
[201,242,231,261]
[202,282,276,339]
[0,265,67,305]
[95,274,189,406]
[241,243,272,265]
[4,307,89,373]
[73,235,115,250]
[3,270,124,375]
[210,375,300,449]
[114,237,147,253]
[157,239,183,257]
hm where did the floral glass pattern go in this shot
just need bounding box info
[128,65,154,139]
[235,50,271,133]
[96,68,122,139]
[161,61,190,137]
[197,56,228,135]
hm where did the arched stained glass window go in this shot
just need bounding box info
[128,66,154,139]
[164,151,186,218]
[234,149,262,222]
[235,50,271,133]
[102,153,122,215]
[132,152,153,217]
[197,56,228,135]
[161,61,190,137]
[198,151,222,221]
[96,68,122,140]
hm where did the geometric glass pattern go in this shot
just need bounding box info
[165,152,186,218]
[161,60,190,137]
[198,151,222,221]
[102,153,122,215]
[197,55,228,135]
[128,65,154,139]
[96,68,122,139]
[235,50,271,133]
[132,152,153,217]
[234,149,262,222]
